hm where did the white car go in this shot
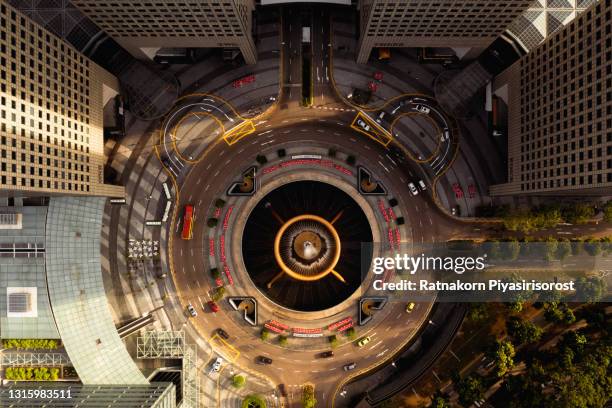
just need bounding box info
[209,357,223,373]
[415,104,430,114]
[357,119,370,131]
[187,303,197,317]
[441,129,450,141]
[408,182,419,196]
[376,111,386,123]
[418,180,427,191]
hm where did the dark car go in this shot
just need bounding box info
[216,328,229,340]
[319,351,334,358]
[256,356,273,365]
[277,383,288,397]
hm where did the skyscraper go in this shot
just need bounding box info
[71,0,257,64]
[491,0,612,196]
[0,1,124,197]
[356,0,532,63]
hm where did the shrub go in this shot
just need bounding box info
[207,218,218,228]
[346,155,356,166]
[242,394,266,408]
[302,385,317,408]
[603,201,612,223]
[260,328,270,341]
[211,286,225,302]
[396,217,405,225]
[388,198,398,207]
[328,148,337,157]
[214,198,226,208]
[2,339,59,350]
[328,335,338,348]
[278,335,288,347]
[210,268,221,279]
[232,374,246,388]
[345,327,356,340]
[256,155,268,165]
[277,149,286,158]
[4,366,60,381]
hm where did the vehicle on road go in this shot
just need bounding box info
[376,111,386,123]
[319,351,334,358]
[256,356,273,365]
[373,71,383,81]
[415,104,431,114]
[344,362,357,371]
[408,182,419,196]
[493,130,503,137]
[451,206,457,216]
[187,303,197,317]
[406,302,416,313]
[418,180,427,191]
[181,205,194,240]
[232,74,255,88]
[442,129,450,141]
[357,119,370,132]
[357,336,371,347]
[209,357,223,373]
[207,300,220,313]
[452,183,464,199]
[216,328,229,340]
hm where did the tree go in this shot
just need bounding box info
[210,268,221,279]
[506,316,543,345]
[543,302,575,324]
[574,276,606,303]
[256,155,268,165]
[232,374,246,388]
[429,392,450,408]
[583,238,602,256]
[556,239,572,260]
[346,155,356,166]
[242,394,267,408]
[278,335,288,347]
[328,148,337,157]
[603,201,612,223]
[302,384,317,408]
[563,203,595,224]
[490,340,516,377]
[456,375,484,407]
[466,303,489,323]
[207,218,218,228]
[543,237,558,261]
[214,198,226,208]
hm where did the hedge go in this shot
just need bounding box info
[2,339,59,350]
[5,367,60,381]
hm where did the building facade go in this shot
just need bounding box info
[0,1,124,197]
[71,0,257,64]
[356,0,532,63]
[491,0,612,196]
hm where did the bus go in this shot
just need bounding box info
[181,205,194,240]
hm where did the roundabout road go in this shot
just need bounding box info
[166,108,485,405]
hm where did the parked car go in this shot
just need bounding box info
[357,336,371,347]
[357,119,370,132]
[408,182,419,196]
[209,357,223,373]
[207,300,220,313]
[187,303,197,317]
[415,104,431,114]
[256,356,273,365]
[216,328,229,340]
[418,180,427,191]
[319,351,334,358]
[344,362,357,371]
[405,302,416,313]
